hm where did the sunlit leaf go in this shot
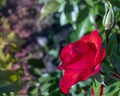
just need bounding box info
[0,71,19,86]
[39,0,60,20]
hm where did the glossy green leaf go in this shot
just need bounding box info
[111,55,120,74]
[76,7,89,24]
[106,33,117,55]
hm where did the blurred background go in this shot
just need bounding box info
[0,0,120,96]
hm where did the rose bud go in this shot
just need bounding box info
[102,1,114,30]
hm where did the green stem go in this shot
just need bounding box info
[105,29,110,43]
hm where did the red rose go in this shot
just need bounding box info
[58,30,106,94]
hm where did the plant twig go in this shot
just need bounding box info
[105,29,111,43]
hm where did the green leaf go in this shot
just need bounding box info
[28,58,45,68]
[111,55,120,74]
[101,58,114,74]
[69,6,96,41]
[106,33,117,55]
[93,79,101,96]
[28,86,39,96]
[7,32,18,42]
[29,68,41,77]
[64,3,79,24]
[89,6,99,24]
[7,32,24,45]
[0,81,20,93]
[0,71,19,87]
[78,79,92,87]
[110,0,120,8]
[70,18,94,42]
[59,12,68,25]
[38,74,52,83]
[8,43,22,52]
[76,7,89,24]
[48,49,58,57]
[39,0,60,20]
[104,80,120,96]
[64,4,73,23]
[41,83,52,91]
[85,0,94,6]
[64,3,74,13]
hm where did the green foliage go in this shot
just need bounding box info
[39,0,60,21]
[0,0,120,95]
[27,0,120,95]
[0,32,23,70]
[0,71,21,95]
[28,58,45,69]
[0,0,6,9]
[28,72,62,96]
[110,0,120,8]
[93,78,120,96]
[0,20,23,94]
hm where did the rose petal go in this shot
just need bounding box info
[90,64,100,76]
[81,30,102,51]
[98,47,106,63]
[60,69,90,94]
[90,30,102,51]
[59,41,90,70]
[91,47,106,76]
[64,50,94,70]
[94,47,106,67]
[60,44,73,64]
